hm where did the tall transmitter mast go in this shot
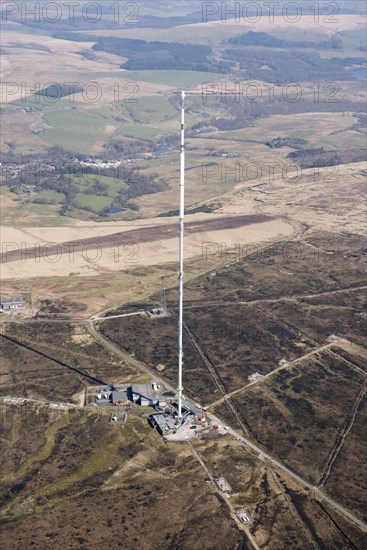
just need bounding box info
[177,90,185,419]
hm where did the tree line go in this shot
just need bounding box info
[228,31,343,50]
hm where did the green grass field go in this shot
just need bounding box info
[0,172,131,224]
[118,124,170,140]
[69,174,128,198]
[28,174,130,216]
[69,174,130,213]
[127,95,177,125]
[43,106,116,153]
[74,193,113,212]
[32,190,65,204]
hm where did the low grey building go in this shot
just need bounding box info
[215,476,232,493]
[1,297,25,311]
[150,413,176,435]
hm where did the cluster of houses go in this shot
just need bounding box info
[74,157,145,170]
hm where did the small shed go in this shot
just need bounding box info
[215,476,232,493]
[236,509,252,523]
[190,404,207,422]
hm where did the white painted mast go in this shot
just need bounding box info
[178,90,185,419]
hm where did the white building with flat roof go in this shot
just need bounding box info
[236,509,252,523]
[215,476,232,493]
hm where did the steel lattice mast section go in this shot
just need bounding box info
[178,90,185,420]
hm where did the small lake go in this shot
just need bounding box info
[106,207,125,215]
[155,144,170,156]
